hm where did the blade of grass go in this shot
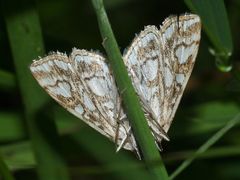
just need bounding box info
[0,70,16,91]
[0,152,15,180]
[0,112,26,142]
[170,113,240,180]
[185,0,233,72]
[2,139,240,173]
[0,142,35,171]
[91,0,168,179]
[164,145,240,163]
[2,0,70,179]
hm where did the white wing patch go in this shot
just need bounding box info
[30,13,201,154]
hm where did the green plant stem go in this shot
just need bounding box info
[0,152,15,180]
[2,0,70,179]
[91,0,168,179]
[170,113,240,180]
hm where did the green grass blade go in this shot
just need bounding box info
[0,142,35,171]
[0,112,26,142]
[2,0,70,179]
[164,145,240,163]
[0,152,15,180]
[0,70,16,91]
[91,0,169,179]
[170,113,240,180]
[185,0,233,72]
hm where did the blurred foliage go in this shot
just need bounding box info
[185,0,233,72]
[0,0,240,179]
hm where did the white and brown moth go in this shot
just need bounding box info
[30,14,201,154]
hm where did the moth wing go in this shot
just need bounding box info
[71,49,137,151]
[123,26,169,143]
[30,50,136,151]
[159,14,201,132]
[123,14,201,144]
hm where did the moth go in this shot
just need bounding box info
[30,14,201,155]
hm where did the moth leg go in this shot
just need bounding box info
[114,121,120,151]
[115,125,131,152]
[114,96,129,152]
[101,37,108,47]
[115,107,132,152]
[156,141,163,151]
[115,89,129,152]
[150,119,169,141]
[115,124,142,159]
[115,105,135,153]
[141,100,169,141]
[115,87,141,155]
